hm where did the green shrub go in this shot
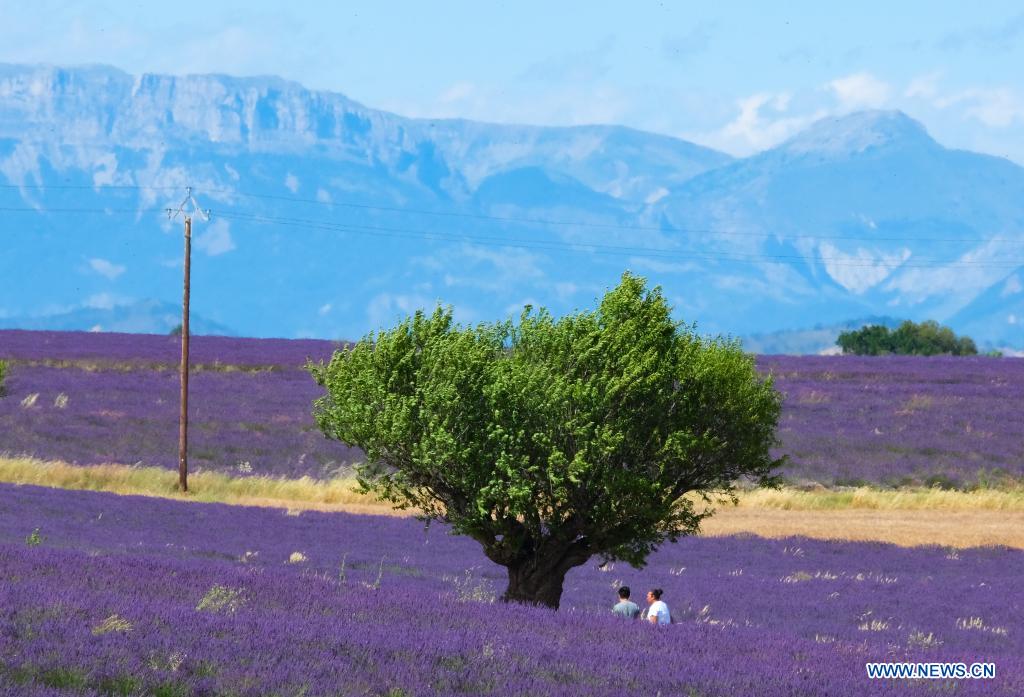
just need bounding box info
[25,528,42,546]
[837,320,978,356]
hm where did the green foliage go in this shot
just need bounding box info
[40,667,87,690]
[98,674,141,697]
[151,681,190,697]
[25,527,42,547]
[0,359,8,397]
[311,273,783,606]
[195,585,245,613]
[836,320,978,356]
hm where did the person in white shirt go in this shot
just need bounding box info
[645,588,671,625]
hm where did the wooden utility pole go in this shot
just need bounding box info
[179,216,191,492]
[168,188,209,493]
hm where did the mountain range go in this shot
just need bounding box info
[0,63,1021,351]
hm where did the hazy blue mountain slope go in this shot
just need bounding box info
[0,65,1021,349]
[948,269,1023,348]
[652,111,1024,343]
[0,300,233,335]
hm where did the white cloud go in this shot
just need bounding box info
[88,258,126,280]
[519,36,614,84]
[504,298,541,317]
[905,72,943,100]
[627,257,700,275]
[366,292,432,330]
[955,88,1024,128]
[703,92,821,153]
[91,153,119,187]
[194,219,236,256]
[315,188,332,203]
[828,73,892,110]
[461,245,544,280]
[438,81,475,104]
[644,187,669,205]
[284,173,300,193]
[554,282,578,301]
[1002,274,1022,297]
[439,244,547,294]
[84,293,122,310]
[384,81,631,133]
[318,303,332,316]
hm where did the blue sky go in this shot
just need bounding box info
[1,1,1023,162]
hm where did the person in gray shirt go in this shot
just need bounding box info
[612,586,641,619]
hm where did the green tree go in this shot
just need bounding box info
[0,359,8,397]
[837,320,977,356]
[836,324,891,355]
[310,274,783,608]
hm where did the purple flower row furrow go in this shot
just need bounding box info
[0,364,358,477]
[758,355,1024,484]
[2,330,1023,483]
[0,484,1021,695]
[0,329,342,367]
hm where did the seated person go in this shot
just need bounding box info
[645,588,671,625]
[612,586,641,619]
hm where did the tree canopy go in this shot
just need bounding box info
[836,320,977,356]
[310,273,783,608]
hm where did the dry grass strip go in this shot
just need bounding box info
[703,508,1024,549]
[2,457,1022,547]
[0,456,388,512]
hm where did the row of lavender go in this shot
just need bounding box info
[2,330,1023,484]
[0,331,358,478]
[761,354,1024,486]
[1,483,1021,695]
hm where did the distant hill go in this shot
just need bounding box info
[654,110,1024,339]
[0,64,1021,349]
[0,300,234,336]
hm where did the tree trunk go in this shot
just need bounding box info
[501,556,573,605]
[501,546,591,609]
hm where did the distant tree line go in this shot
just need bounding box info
[836,320,977,356]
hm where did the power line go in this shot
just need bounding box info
[0,184,179,191]
[207,186,1024,245]
[0,206,166,214]
[0,202,1021,268]
[4,181,1023,245]
[3,196,1024,268]
[217,210,1024,269]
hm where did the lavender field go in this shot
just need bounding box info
[2,330,1022,486]
[1,483,1021,696]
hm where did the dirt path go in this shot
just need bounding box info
[701,507,1024,549]
[238,499,1024,549]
